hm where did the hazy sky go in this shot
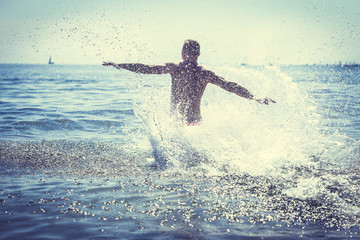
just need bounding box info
[0,0,359,65]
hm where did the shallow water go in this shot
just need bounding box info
[0,64,359,239]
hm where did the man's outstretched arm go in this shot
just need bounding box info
[207,72,275,105]
[103,62,172,74]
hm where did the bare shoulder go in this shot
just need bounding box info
[165,62,178,72]
[165,62,177,67]
[198,66,218,82]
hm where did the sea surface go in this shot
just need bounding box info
[0,63,359,239]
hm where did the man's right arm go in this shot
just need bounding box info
[206,71,275,104]
[103,62,174,74]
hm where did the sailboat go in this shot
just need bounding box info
[48,56,54,65]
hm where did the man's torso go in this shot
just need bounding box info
[168,61,210,123]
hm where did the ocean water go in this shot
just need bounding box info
[0,63,359,239]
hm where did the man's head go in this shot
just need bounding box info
[182,39,200,62]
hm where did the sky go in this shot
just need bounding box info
[0,0,359,65]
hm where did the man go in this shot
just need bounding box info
[103,39,275,125]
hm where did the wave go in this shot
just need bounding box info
[0,140,148,176]
[67,109,135,116]
[0,138,359,229]
[132,65,359,174]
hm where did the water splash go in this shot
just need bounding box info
[128,65,360,213]
[132,66,327,173]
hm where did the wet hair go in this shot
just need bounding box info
[182,39,200,56]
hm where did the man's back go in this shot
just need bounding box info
[168,61,210,124]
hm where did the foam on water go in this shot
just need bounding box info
[127,65,360,223]
[133,65,356,174]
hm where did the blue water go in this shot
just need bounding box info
[1,63,360,239]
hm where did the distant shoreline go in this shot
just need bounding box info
[0,63,359,68]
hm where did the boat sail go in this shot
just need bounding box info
[48,56,54,64]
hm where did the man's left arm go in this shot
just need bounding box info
[103,62,174,74]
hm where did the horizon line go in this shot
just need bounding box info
[0,62,359,67]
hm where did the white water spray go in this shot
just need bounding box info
[131,65,357,177]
